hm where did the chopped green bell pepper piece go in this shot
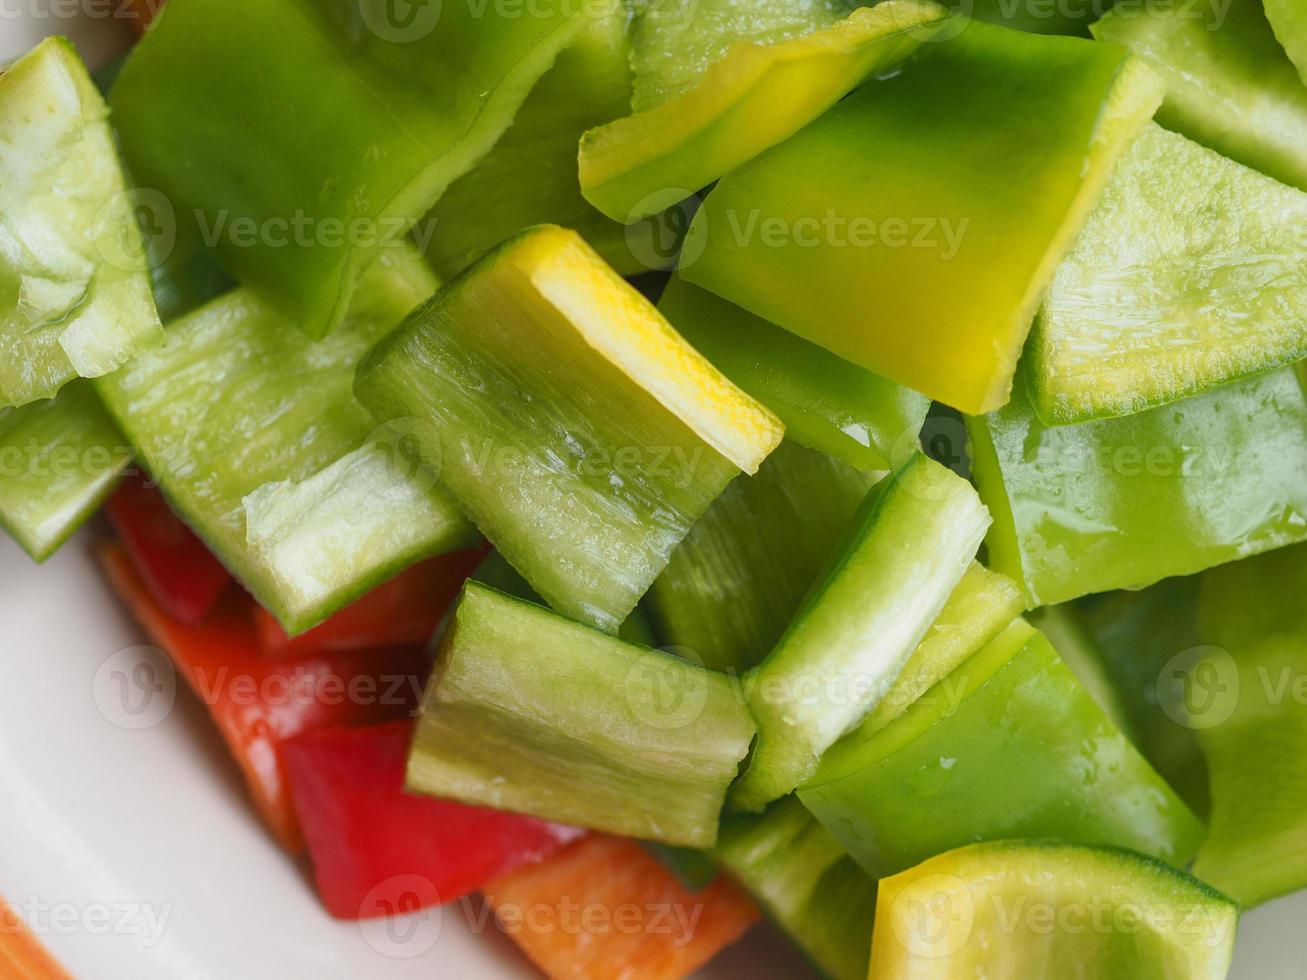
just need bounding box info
[357,226,784,633]
[1,37,162,408]
[1266,0,1307,83]
[1035,582,1210,818]
[422,0,645,279]
[856,561,1025,735]
[629,0,852,111]
[645,441,876,672]
[941,0,1110,35]
[1093,0,1307,191]
[732,452,990,811]
[408,581,757,847]
[657,276,928,472]
[110,0,594,337]
[1030,122,1307,425]
[682,21,1163,414]
[97,248,474,634]
[1192,543,1307,907]
[580,1,947,222]
[873,840,1238,977]
[0,381,130,561]
[716,796,876,980]
[967,366,1307,606]
[800,620,1206,877]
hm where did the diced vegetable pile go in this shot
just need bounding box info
[3,0,1307,976]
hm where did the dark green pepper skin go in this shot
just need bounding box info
[111,0,593,337]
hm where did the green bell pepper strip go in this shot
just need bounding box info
[1,37,162,408]
[872,840,1238,977]
[1093,0,1307,191]
[1034,582,1210,818]
[855,561,1025,736]
[645,441,876,673]
[356,225,784,634]
[1029,122,1307,425]
[731,452,990,812]
[716,796,876,980]
[681,21,1164,414]
[1192,543,1307,907]
[422,0,646,279]
[97,247,476,635]
[966,365,1307,606]
[407,581,757,848]
[110,0,595,338]
[0,381,131,562]
[629,0,853,112]
[580,1,947,222]
[936,0,1113,35]
[657,277,928,472]
[1266,0,1307,83]
[799,620,1206,878]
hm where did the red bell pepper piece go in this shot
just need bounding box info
[282,721,583,920]
[255,550,485,659]
[483,835,760,980]
[99,544,430,852]
[104,474,231,624]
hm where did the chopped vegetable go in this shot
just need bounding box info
[282,721,582,919]
[97,248,475,635]
[110,0,595,336]
[657,276,928,472]
[105,473,231,624]
[580,1,947,222]
[0,895,72,980]
[732,452,990,811]
[423,0,644,279]
[855,561,1025,736]
[100,543,429,851]
[800,620,1205,877]
[1035,582,1210,818]
[873,841,1237,977]
[1192,543,1307,907]
[1093,0,1307,191]
[967,366,1307,605]
[1,37,162,407]
[255,550,484,659]
[681,21,1163,413]
[645,441,876,672]
[1029,123,1307,424]
[629,0,852,111]
[357,226,783,632]
[716,796,875,980]
[407,582,756,847]
[1266,0,1307,83]
[483,834,759,980]
[0,382,130,562]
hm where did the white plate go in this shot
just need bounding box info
[1,10,1304,980]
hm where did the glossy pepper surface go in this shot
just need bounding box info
[681,20,1163,414]
[967,366,1307,606]
[110,0,595,337]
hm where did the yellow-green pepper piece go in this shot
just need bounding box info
[580,1,947,222]
[682,21,1163,414]
[1093,0,1307,191]
[1029,122,1307,425]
